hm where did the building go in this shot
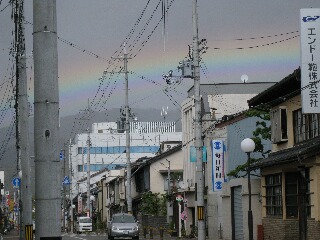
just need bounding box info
[181,82,276,237]
[249,68,320,240]
[70,121,182,214]
[212,112,270,240]
[95,142,182,227]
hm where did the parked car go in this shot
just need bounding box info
[75,216,92,234]
[107,213,139,240]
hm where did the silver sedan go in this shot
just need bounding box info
[107,213,139,240]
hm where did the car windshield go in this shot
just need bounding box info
[112,215,135,223]
[79,218,91,223]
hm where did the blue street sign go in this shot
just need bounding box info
[60,151,64,160]
[12,177,21,188]
[62,176,71,185]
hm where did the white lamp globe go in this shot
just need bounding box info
[90,195,95,201]
[241,138,255,153]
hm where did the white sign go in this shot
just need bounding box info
[300,9,320,113]
[211,140,225,191]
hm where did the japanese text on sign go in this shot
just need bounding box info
[211,140,225,191]
[300,9,320,113]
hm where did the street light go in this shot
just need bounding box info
[241,138,255,240]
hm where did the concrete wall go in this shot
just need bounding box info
[207,192,220,240]
[149,150,183,194]
[219,178,261,240]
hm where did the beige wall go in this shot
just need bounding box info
[271,95,301,152]
[261,157,320,221]
[208,94,256,120]
[181,98,196,191]
[149,150,183,194]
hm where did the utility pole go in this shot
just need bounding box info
[167,159,172,223]
[124,47,132,214]
[69,139,74,233]
[162,2,206,238]
[113,44,132,213]
[87,127,91,216]
[33,1,60,239]
[62,149,66,232]
[14,0,32,238]
[193,1,205,240]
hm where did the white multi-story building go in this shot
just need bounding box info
[70,121,182,200]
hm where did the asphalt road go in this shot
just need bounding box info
[3,229,197,240]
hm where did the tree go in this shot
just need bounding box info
[227,105,271,178]
[140,191,167,216]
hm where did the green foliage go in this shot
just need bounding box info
[170,172,183,193]
[227,105,271,178]
[140,191,167,216]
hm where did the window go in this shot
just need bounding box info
[293,108,320,144]
[285,172,298,217]
[78,165,83,172]
[285,170,311,218]
[265,174,282,216]
[77,147,83,155]
[270,107,288,143]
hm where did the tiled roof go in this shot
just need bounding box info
[248,68,301,107]
[252,136,320,169]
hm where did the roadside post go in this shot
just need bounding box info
[176,194,184,238]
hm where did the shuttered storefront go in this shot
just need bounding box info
[232,186,244,240]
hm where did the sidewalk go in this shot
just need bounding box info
[139,232,197,240]
[2,228,20,240]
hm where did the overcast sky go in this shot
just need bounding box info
[1,0,320,125]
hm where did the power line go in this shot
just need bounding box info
[213,34,299,50]
[212,30,299,41]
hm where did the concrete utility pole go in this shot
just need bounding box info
[167,159,172,223]
[193,1,205,240]
[114,44,132,213]
[124,47,132,214]
[62,148,66,232]
[69,139,74,233]
[33,1,61,239]
[14,0,32,238]
[86,127,91,216]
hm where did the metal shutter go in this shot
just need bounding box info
[232,186,244,240]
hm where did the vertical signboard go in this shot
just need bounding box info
[300,9,320,113]
[78,196,82,213]
[211,140,225,191]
